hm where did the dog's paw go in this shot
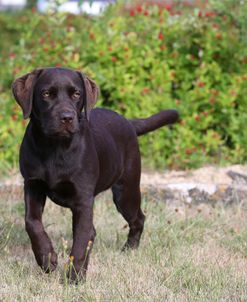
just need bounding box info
[121,240,139,252]
[36,251,58,273]
[66,265,86,284]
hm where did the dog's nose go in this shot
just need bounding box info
[60,112,74,124]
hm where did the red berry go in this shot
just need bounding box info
[160,44,166,50]
[129,10,135,17]
[197,81,205,88]
[158,32,164,40]
[195,115,200,122]
[9,52,15,59]
[39,38,45,44]
[209,96,216,104]
[136,5,142,13]
[165,4,172,12]
[141,87,150,95]
[212,23,219,29]
[185,149,193,155]
[11,114,18,121]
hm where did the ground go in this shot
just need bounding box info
[1,185,247,301]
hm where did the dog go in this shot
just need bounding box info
[12,67,179,281]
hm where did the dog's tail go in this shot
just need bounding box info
[130,109,179,136]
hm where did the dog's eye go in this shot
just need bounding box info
[73,91,81,99]
[42,91,50,98]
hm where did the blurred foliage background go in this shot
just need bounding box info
[0,0,247,173]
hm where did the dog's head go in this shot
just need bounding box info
[12,67,98,138]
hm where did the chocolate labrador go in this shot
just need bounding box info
[12,67,179,281]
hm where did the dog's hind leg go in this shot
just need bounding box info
[112,172,145,250]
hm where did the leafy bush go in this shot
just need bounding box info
[0,0,247,171]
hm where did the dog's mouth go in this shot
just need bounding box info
[41,120,80,139]
[61,122,77,133]
[55,125,79,137]
[46,129,78,139]
[57,128,77,137]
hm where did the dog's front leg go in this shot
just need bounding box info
[68,198,95,282]
[24,181,57,272]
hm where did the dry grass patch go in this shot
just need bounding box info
[1,193,247,301]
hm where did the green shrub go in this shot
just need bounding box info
[0,0,247,171]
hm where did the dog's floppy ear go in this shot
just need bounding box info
[77,72,98,121]
[12,69,43,119]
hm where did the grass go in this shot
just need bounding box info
[1,192,247,301]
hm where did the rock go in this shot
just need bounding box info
[227,171,247,184]
[1,165,247,204]
[140,165,247,205]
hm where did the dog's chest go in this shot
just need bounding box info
[47,180,76,208]
[43,160,78,207]
[42,149,78,181]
